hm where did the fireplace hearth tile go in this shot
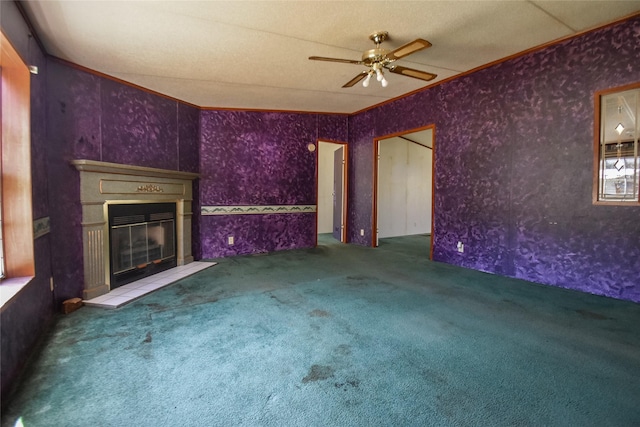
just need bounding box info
[123,281,152,289]
[138,282,166,291]
[150,278,175,287]
[121,288,150,298]
[104,288,130,296]
[94,296,131,307]
[83,261,216,309]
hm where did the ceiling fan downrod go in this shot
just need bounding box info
[363,31,391,65]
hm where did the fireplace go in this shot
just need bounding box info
[72,160,199,299]
[108,202,177,288]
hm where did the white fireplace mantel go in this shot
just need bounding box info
[72,160,199,300]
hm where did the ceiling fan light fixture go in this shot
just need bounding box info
[362,72,372,87]
[381,75,388,87]
[376,68,383,82]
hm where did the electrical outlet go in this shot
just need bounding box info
[228,236,234,245]
[457,241,464,253]
[360,229,365,236]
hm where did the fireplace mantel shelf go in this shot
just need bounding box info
[71,159,199,181]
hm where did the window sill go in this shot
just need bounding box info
[0,276,34,309]
[593,200,640,206]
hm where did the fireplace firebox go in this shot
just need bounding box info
[108,202,177,289]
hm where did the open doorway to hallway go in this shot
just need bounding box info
[317,140,348,244]
[374,126,434,258]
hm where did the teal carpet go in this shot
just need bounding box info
[2,234,639,426]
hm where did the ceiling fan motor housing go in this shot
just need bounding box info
[363,31,392,66]
[362,48,392,66]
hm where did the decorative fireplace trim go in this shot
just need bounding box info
[72,160,199,300]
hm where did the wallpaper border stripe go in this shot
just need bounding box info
[33,216,51,240]
[201,205,317,215]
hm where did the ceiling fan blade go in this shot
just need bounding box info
[387,39,432,60]
[387,65,437,82]
[309,56,363,65]
[342,71,369,88]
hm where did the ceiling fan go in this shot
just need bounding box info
[309,31,437,88]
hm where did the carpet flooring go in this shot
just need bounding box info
[2,234,639,426]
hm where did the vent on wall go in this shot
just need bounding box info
[112,215,145,226]
[150,212,174,221]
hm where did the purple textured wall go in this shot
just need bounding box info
[200,214,317,258]
[46,60,201,300]
[199,111,347,258]
[47,61,99,302]
[178,103,201,174]
[349,17,640,302]
[1,1,55,403]
[347,112,377,246]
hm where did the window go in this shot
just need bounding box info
[594,83,640,204]
[1,31,35,282]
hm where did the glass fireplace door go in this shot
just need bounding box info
[108,203,177,289]
[111,220,175,274]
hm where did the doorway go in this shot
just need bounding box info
[317,140,348,243]
[373,126,434,257]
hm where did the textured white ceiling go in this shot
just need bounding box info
[20,1,640,113]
